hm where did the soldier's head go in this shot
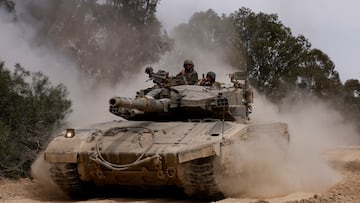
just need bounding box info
[206,71,216,83]
[183,59,194,72]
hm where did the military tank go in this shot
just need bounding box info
[43,67,290,201]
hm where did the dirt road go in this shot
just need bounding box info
[1,146,359,203]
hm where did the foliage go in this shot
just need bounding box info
[0,0,15,13]
[172,9,246,69]
[0,62,71,178]
[21,0,173,84]
[173,8,360,134]
[229,8,342,102]
[228,8,358,130]
[340,79,360,131]
[173,8,343,102]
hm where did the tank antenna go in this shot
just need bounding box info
[222,104,225,142]
[216,93,229,143]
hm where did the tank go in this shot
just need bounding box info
[43,67,290,201]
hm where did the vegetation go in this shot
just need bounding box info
[0,1,359,179]
[173,8,360,131]
[340,79,360,131]
[231,8,343,102]
[0,0,173,178]
[172,9,246,69]
[0,62,71,178]
[0,0,15,13]
[25,0,173,84]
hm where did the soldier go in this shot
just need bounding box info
[198,71,221,88]
[177,59,198,85]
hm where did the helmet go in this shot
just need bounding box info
[206,71,216,82]
[183,59,194,70]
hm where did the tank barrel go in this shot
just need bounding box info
[109,96,169,112]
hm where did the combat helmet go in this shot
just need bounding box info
[206,71,216,82]
[183,59,194,72]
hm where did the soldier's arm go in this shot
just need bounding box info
[177,70,185,76]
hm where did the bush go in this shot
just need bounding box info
[0,62,71,178]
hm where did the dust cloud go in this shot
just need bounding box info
[0,6,151,128]
[2,2,359,201]
[215,93,359,199]
[159,21,351,198]
[1,4,151,188]
[1,1,237,128]
[157,42,237,82]
[253,94,360,148]
[156,25,239,81]
[30,152,68,201]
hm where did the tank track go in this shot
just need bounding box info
[49,163,89,199]
[183,157,224,201]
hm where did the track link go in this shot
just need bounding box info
[183,157,224,201]
[49,163,89,199]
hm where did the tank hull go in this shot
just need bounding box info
[44,120,289,200]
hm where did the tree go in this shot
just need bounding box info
[0,0,15,13]
[0,61,71,178]
[172,9,246,70]
[229,8,341,102]
[298,49,341,99]
[340,79,360,131]
[19,0,173,84]
[171,8,343,103]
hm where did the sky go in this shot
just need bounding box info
[157,0,360,82]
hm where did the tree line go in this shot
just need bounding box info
[172,8,360,132]
[0,0,359,178]
[23,0,173,85]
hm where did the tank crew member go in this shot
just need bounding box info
[198,71,221,88]
[177,59,198,85]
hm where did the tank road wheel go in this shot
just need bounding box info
[183,157,224,201]
[49,163,90,199]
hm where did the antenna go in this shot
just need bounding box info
[216,93,229,143]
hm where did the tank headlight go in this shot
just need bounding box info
[65,129,75,138]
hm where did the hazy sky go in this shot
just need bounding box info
[157,0,360,82]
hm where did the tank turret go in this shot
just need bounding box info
[109,67,253,122]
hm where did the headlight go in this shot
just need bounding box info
[65,129,75,138]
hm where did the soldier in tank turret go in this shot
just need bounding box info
[177,59,198,85]
[197,71,221,88]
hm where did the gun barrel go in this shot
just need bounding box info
[109,97,169,112]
